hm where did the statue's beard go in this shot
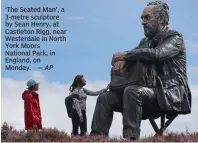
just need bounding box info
[143,20,159,38]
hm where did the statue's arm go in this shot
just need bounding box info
[83,88,108,96]
[111,38,146,65]
[124,35,184,61]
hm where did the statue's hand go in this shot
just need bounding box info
[113,61,127,75]
[111,52,127,66]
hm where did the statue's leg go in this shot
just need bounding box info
[122,85,161,139]
[90,91,121,136]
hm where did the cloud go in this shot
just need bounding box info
[185,32,198,53]
[67,16,86,20]
[188,66,198,73]
[1,71,198,137]
[185,40,198,53]
[192,33,198,38]
[66,16,99,21]
[187,66,198,84]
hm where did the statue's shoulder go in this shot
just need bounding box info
[166,29,183,38]
[163,29,184,46]
[138,37,148,46]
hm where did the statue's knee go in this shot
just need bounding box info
[124,85,141,99]
[97,91,108,103]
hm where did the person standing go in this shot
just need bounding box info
[69,75,109,136]
[22,79,42,131]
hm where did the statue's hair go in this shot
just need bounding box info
[147,1,169,26]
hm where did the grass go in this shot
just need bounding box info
[1,122,198,142]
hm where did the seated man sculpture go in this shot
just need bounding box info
[90,1,192,140]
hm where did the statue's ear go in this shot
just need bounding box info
[158,16,164,25]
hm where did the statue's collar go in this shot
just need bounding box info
[145,26,170,48]
[144,26,181,48]
[149,26,169,41]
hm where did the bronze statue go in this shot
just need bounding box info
[90,0,191,140]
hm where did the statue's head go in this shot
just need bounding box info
[141,1,169,38]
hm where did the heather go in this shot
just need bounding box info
[1,122,198,142]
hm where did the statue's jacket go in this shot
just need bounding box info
[124,28,192,115]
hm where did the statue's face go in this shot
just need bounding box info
[141,5,159,38]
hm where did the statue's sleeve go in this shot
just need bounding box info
[124,35,183,61]
[83,88,108,96]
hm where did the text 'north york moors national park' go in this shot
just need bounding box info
[4,6,67,71]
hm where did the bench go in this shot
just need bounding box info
[148,114,178,136]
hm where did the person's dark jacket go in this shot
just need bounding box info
[124,28,191,115]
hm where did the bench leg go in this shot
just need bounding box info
[149,115,178,137]
[161,115,165,129]
[155,115,178,136]
[149,117,160,134]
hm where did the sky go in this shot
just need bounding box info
[1,0,198,138]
